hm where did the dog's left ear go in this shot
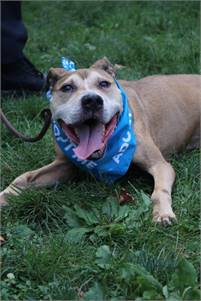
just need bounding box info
[46,68,68,90]
[90,57,116,77]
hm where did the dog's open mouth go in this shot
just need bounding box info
[59,115,117,160]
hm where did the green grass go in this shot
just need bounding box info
[1,1,200,300]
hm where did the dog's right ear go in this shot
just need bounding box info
[46,68,68,90]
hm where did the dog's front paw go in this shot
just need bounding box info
[153,204,177,226]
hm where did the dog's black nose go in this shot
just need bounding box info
[81,94,103,111]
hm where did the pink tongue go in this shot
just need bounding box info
[74,123,104,160]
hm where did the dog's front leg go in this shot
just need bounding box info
[134,137,176,225]
[148,161,176,225]
[0,159,77,205]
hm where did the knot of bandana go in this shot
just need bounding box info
[47,57,136,183]
[61,57,76,71]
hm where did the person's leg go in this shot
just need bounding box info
[1,1,27,64]
[1,1,45,92]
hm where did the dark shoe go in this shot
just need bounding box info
[2,56,45,92]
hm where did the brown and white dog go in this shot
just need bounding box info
[1,58,200,225]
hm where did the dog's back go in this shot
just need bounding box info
[121,75,200,155]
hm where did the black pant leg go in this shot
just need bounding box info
[1,1,27,64]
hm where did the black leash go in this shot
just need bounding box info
[0,108,52,142]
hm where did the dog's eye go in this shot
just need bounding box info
[99,81,111,88]
[61,84,74,93]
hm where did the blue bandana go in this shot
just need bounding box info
[48,58,136,184]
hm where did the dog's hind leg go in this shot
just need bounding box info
[133,137,176,225]
[0,159,77,205]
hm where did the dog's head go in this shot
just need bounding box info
[47,58,122,160]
